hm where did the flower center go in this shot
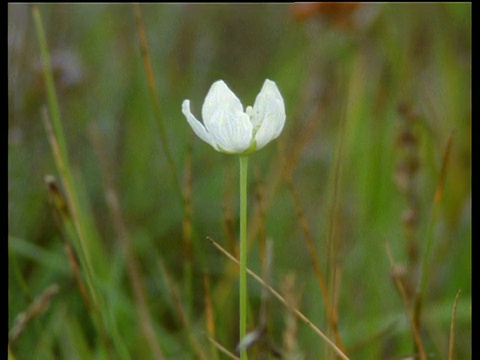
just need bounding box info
[246,105,261,136]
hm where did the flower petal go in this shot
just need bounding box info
[251,80,286,150]
[182,100,219,150]
[202,80,244,132]
[206,107,253,154]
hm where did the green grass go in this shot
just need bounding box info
[9,3,471,359]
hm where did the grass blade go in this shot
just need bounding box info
[385,243,427,360]
[33,6,129,358]
[448,290,461,360]
[418,131,455,298]
[159,260,208,360]
[287,177,346,352]
[89,123,165,360]
[132,3,181,197]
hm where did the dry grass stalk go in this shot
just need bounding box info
[385,243,427,360]
[448,289,462,360]
[44,175,93,311]
[9,284,59,344]
[159,261,208,360]
[41,108,99,308]
[203,272,220,360]
[208,237,350,360]
[89,123,165,359]
[204,333,240,360]
[132,4,181,196]
[281,273,303,360]
[287,177,346,353]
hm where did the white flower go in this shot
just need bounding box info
[182,79,285,154]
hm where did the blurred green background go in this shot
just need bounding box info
[9,3,471,359]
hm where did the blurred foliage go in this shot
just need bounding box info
[9,3,470,359]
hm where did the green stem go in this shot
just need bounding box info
[239,155,249,360]
[33,6,129,359]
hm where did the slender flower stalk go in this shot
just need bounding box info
[182,79,285,359]
[238,155,249,359]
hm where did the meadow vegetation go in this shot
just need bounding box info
[8,3,471,359]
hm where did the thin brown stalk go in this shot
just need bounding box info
[43,112,116,359]
[35,8,120,357]
[208,237,350,360]
[332,263,342,337]
[385,243,427,360]
[448,290,461,360]
[416,131,455,337]
[281,273,302,359]
[203,273,219,360]
[34,15,108,345]
[248,97,322,246]
[132,3,181,196]
[89,124,164,360]
[203,273,215,336]
[204,333,240,360]
[9,284,59,344]
[64,241,92,307]
[324,90,349,360]
[287,178,345,352]
[44,175,93,311]
[421,130,455,271]
[159,261,208,360]
[433,132,455,206]
[34,6,113,346]
[41,108,100,310]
